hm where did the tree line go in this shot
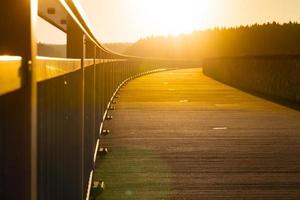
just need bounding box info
[125,22,300,59]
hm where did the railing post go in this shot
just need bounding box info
[83,38,97,196]
[0,0,38,200]
[67,16,85,200]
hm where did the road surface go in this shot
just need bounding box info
[94,68,300,200]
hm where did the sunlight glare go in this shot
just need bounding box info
[135,0,214,36]
[0,56,22,61]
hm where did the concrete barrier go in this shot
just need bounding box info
[203,55,300,103]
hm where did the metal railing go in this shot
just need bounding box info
[0,0,200,199]
[36,57,166,200]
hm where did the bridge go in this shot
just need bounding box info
[1,1,300,200]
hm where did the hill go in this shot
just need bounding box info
[37,43,132,58]
[38,43,66,58]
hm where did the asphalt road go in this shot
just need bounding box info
[94,68,300,200]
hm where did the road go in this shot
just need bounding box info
[94,68,300,200]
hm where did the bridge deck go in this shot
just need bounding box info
[95,68,300,200]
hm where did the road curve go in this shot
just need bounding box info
[95,68,300,200]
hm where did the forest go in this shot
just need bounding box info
[38,22,300,59]
[125,22,300,59]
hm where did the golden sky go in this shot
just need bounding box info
[37,0,300,44]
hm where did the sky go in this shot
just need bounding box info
[37,0,300,44]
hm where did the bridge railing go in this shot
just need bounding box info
[0,1,200,200]
[36,56,166,200]
[1,56,171,200]
[203,55,300,104]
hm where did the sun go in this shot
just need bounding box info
[136,0,214,36]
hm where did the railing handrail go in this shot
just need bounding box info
[204,54,300,60]
[0,56,23,95]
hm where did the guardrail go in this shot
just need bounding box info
[36,57,168,200]
[203,55,300,104]
[0,56,178,200]
[0,0,201,199]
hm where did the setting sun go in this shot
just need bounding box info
[133,0,215,36]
